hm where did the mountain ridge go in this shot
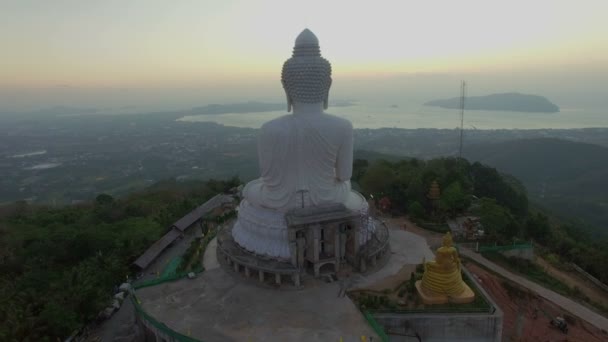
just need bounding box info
[425,92,559,113]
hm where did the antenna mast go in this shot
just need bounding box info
[458,80,466,159]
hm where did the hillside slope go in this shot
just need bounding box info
[465,138,608,234]
[425,92,559,113]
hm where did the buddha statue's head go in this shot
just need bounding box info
[442,232,454,248]
[281,29,332,112]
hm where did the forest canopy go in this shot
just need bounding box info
[0,178,238,341]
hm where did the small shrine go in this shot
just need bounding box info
[415,232,475,304]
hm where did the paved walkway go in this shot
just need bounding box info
[461,248,608,330]
[203,237,219,270]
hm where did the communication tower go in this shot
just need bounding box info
[458,80,467,159]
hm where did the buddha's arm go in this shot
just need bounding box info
[335,123,353,182]
[258,124,279,178]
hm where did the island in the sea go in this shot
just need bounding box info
[425,92,559,113]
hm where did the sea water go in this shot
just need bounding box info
[178,102,608,130]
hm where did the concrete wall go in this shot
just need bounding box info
[374,311,502,342]
[373,268,503,341]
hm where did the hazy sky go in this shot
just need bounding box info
[1,0,607,110]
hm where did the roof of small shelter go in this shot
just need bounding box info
[133,228,181,270]
[171,194,234,232]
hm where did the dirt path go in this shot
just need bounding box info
[365,215,608,337]
[461,248,608,331]
[467,262,607,341]
[536,257,608,307]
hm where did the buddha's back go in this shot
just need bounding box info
[248,111,353,210]
[232,29,369,259]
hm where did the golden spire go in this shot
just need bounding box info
[427,180,441,200]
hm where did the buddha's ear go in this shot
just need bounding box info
[286,93,293,112]
[323,78,332,110]
[282,80,292,112]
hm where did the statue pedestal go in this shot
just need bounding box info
[232,199,292,260]
[232,192,371,261]
[415,280,475,305]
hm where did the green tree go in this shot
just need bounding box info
[408,201,425,219]
[470,162,528,217]
[405,176,426,206]
[360,161,396,197]
[0,178,232,340]
[474,198,518,241]
[352,159,369,182]
[524,213,551,244]
[439,181,470,216]
[95,193,114,205]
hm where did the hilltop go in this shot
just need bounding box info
[464,138,608,236]
[425,92,560,113]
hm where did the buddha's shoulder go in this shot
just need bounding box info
[322,112,352,127]
[260,115,293,131]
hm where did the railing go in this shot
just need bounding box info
[131,289,201,342]
[478,243,533,253]
[570,262,608,293]
[363,310,389,342]
[133,266,204,290]
[370,306,492,314]
[129,228,213,340]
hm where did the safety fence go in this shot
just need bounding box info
[570,262,608,292]
[131,289,202,342]
[477,243,533,253]
[131,217,388,342]
[131,261,206,341]
[133,266,204,290]
[126,201,237,341]
[129,221,230,340]
[363,310,389,342]
[162,257,183,277]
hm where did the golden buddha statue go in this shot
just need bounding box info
[415,232,475,304]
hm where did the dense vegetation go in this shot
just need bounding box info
[2,153,607,340]
[465,138,608,237]
[353,157,608,284]
[0,178,238,341]
[353,157,528,235]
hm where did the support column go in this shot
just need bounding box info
[234,262,239,273]
[245,267,250,277]
[290,241,297,267]
[293,274,301,287]
[340,228,347,261]
[352,221,361,255]
[289,229,297,267]
[313,226,320,277]
[334,227,341,272]
[297,236,306,269]
[275,273,281,285]
[259,270,264,282]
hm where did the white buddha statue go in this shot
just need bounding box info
[232,29,368,259]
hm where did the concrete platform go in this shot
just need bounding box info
[353,229,435,290]
[137,267,378,341]
[135,224,439,341]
